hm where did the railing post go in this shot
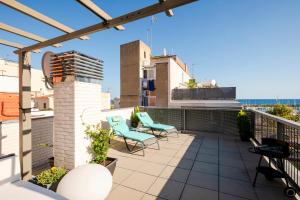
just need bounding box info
[277,122,285,140]
[183,108,186,131]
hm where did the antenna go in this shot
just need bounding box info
[147,15,157,49]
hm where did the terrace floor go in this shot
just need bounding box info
[106,131,296,200]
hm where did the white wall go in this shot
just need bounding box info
[0,121,19,157]
[168,58,191,104]
[0,115,54,175]
[0,76,18,93]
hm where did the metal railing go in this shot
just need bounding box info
[171,87,236,100]
[249,108,300,188]
[142,107,240,136]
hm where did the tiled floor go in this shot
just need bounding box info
[106,131,296,200]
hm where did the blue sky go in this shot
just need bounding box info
[1,0,300,99]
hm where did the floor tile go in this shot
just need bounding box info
[147,177,185,200]
[219,157,244,169]
[219,177,257,200]
[141,194,164,200]
[195,154,218,164]
[159,166,189,183]
[192,161,218,175]
[219,165,249,182]
[116,157,144,170]
[121,171,157,192]
[112,167,134,184]
[219,193,248,200]
[175,149,197,160]
[187,171,218,191]
[181,184,218,200]
[144,154,172,165]
[137,161,165,176]
[168,157,194,170]
[180,145,199,153]
[199,147,218,156]
[106,185,145,200]
[146,148,177,157]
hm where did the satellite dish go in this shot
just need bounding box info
[42,51,54,89]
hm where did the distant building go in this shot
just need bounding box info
[119,40,240,109]
[120,40,191,108]
[0,58,53,96]
[33,95,54,111]
[0,58,54,120]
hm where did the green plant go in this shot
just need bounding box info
[266,104,300,122]
[267,104,293,119]
[36,167,66,186]
[130,106,140,128]
[84,123,112,164]
[185,79,197,89]
[237,110,251,141]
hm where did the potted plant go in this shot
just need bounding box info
[84,123,117,175]
[130,106,140,128]
[31,167,67,192]
[237,110,252,141]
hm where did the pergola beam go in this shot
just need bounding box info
[0,0,89,40]
[159,0,174,17]
[0,39,40,53]
[0,23,62,47]
[15,0,198,53]
[76,0,125,31]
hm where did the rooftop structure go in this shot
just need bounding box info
[120,40,192,108]
[120,40,240,109]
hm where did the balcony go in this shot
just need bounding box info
[106,107,299,200]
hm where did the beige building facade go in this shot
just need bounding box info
[120,40,191,108]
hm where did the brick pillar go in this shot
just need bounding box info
[53,80,101,169]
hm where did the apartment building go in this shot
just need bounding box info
[120,40,191,108]
[0,58,52,96]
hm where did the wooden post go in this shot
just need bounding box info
[18,51,32,180]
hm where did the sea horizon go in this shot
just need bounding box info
[238,99,300,106]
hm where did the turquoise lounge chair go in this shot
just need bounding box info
[136,112,178,139]
[107,116,159,156]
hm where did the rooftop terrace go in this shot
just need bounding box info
[107,131,295,200]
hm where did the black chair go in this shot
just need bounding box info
[249,138,296,197]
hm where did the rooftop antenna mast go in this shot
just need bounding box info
[147,15,157,50]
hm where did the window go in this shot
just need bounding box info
[43,103,47,109]
[144,51,146,59]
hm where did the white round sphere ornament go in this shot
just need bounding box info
[56,164,112,200]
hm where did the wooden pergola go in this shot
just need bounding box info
[0,0,197,180]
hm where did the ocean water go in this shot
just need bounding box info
[238,99,300,106]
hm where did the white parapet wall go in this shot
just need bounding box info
[0,113,54,173]
[54,80,135,169]
[54,81,102,169]
[0,120,19,157]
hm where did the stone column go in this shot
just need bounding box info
[53,80,101,169]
